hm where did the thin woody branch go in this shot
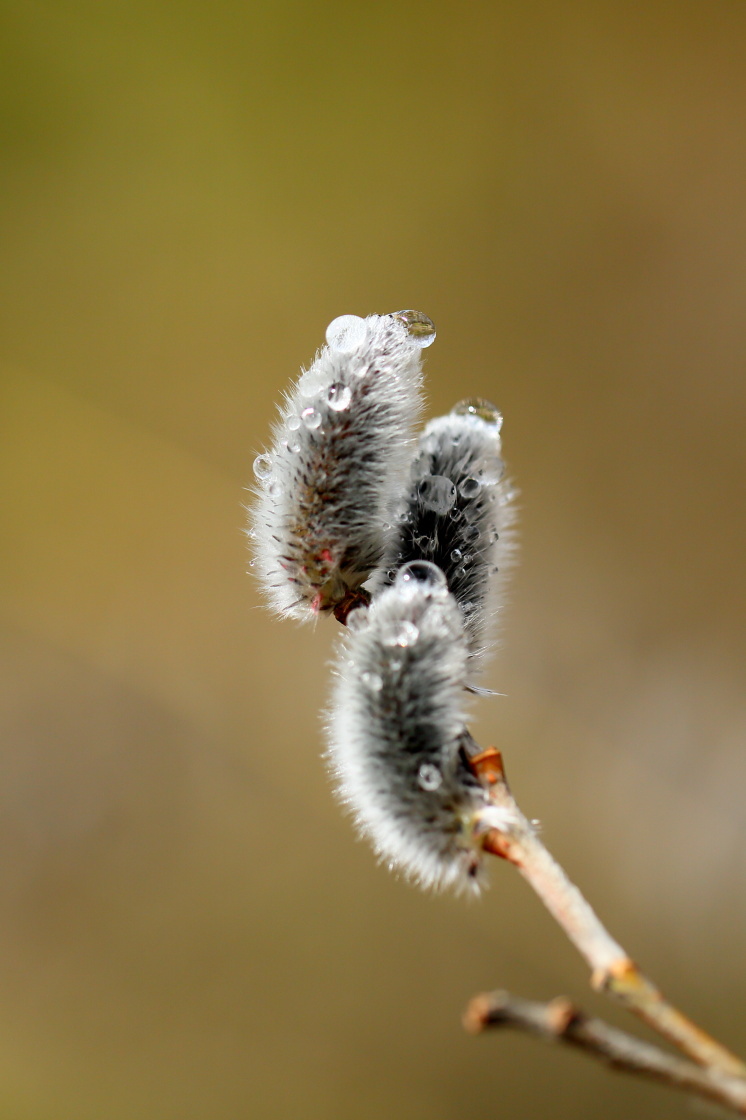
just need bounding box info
[464,990,746,1116]
[467,744,746,1081]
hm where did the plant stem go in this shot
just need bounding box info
[464,990,746,1116]
[467,746,746,1081]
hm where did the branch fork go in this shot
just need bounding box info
[464,746,746,1114]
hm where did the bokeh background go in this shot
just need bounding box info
[1,3,745,1117]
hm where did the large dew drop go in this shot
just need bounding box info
[301,406,322,430]
[252,454,273,481]
[452,397,503,430]
[459,477,481,499]
[326,314,367,353]
[393,309,436,348]
[395,560,448,593]
[418,474,457,514]
[327,382,352,411]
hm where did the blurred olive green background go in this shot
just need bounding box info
[1,2,745,1118]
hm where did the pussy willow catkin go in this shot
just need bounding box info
[327,562,513,892]
[372,398,516,674]
[250,312,433,621]
[251,312,517,893]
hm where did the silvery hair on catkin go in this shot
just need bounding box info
[249,312,434,622]
[372,398,517,677]
[327,561,509,893]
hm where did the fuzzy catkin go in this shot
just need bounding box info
[250,313,427,621]
[327,562,501,892]
[372,399,516,673]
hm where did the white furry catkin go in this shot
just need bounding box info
[250,312,431,622]
[327,561,512,892]
[372,398,516,672]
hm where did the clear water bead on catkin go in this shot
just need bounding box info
[395,560,448,593]
[392,310,437,348]
[459,477,481,499]
[301,406,322,430]
[287,414,301,431]
[326,314,367,353]
[327,382,352,411]
[381,619,420,648]
[418,474,457,514]
[298,369,323,398]
[452,397,503,431]
[361,671,383,692]
[346,606,370,633]
[253,454,273,481]
[417,763,443,791]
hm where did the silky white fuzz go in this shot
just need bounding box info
[327,562,498,892]
[249,313,427,621]
[372,398,517,673]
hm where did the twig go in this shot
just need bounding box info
[464,990,746,1116]
[466,745,746,1080]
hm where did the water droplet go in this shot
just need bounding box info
[298,370,323,398]
[392,310,436,348]
[450,548,463,563]
[463,524,480,542]
[326,381,352,412]
[396,509,411,524]
[381,619,420,647]
[395,561,448,593]
[326,314,367,353]
[253,454,273,481]
[418,474,457,514]
[452,397,503,429]
[448,507,463,522]
[361,671,383,691]
[459,477,481,499]
[302,406,322,429]
[417,763,443,791]
[249,558,255,567]
[287,414,301,431]
[346,606,369,633]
